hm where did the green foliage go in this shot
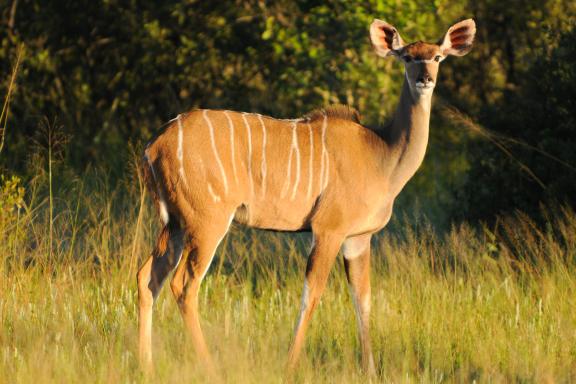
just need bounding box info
[0,173,25,263]
[2,4,576,380]
[461,25,576,221]
[0,173,24,222]
[0,0,575,223]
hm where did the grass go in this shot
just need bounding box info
[1,166,576,383]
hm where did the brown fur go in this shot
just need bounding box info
[137,17,476,377]
[401,41,440,60]
[303,104,361,124]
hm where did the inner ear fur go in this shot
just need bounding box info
[439,19,476,57]
[370,19,405,57]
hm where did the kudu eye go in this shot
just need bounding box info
[434,55,442,62]
[403,55,413,63]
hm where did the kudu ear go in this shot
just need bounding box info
[439,19,476,57]
[370,19,405,57]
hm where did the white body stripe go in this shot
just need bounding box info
[241,113,255,196]
[280,149,293,198]
[281,122,297,198]
[203,110,229,196]
[257,114,268,198]
[167,115,180,123]
[319,113,329,191]
[176,115,189,188]
[290,123,301,200]
[223,111,239,186]
[306,124,314,200]
[207,183,221,203]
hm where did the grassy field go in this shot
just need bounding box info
[1,171,576,383]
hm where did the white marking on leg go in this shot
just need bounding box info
[319,112,329,191]
[348,284,365,338]
[290,122,301,200]
[294,279,310,334]
[145,152,169,225]
[306,123,314,200]
[177,115,189,188]
[207,183,221,203]
[241,113,255,197]
[173,246,184,269]
[223,111,239,186]
[343,237,370,260]
[257,114,267,198]
[203,110,229,196]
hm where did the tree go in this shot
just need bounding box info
[459,26,576,220]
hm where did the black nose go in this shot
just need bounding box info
[417,73,433,84]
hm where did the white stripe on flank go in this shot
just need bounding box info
[319,112,329,191]
[207,183,221,202]
[257,114,268,198]
[281,122,296,198]
[176,115,189,188]
[241,113,255,196]
[223,111,239,186]
[306,123,314,200]
[323,149,330,190]
[203,110,229,196]
[290,122,301,200]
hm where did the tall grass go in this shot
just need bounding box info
[1,160,575,383]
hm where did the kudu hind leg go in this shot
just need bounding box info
[170,221,230,372]
[137,222,184,367]
[287,232,344,370]
[343,234,376,375]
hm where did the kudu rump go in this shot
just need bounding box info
[138,18,476,374]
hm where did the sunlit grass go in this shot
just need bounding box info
[1,171,576,383]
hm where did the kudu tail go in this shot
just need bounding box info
[142,149,170,225]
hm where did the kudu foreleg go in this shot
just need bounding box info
[343,234,376,375]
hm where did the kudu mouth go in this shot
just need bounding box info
[416,81,436,89]
[415,81,435,89]
[413,79,436,95]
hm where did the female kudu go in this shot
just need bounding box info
[137,18,476,374]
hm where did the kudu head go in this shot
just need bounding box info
[370,19,476,99]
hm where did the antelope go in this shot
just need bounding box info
[137,18,476,375]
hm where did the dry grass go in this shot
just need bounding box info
[1,168,576,384]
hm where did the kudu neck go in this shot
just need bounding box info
[378,72,432,195]
[380,73,432,145]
